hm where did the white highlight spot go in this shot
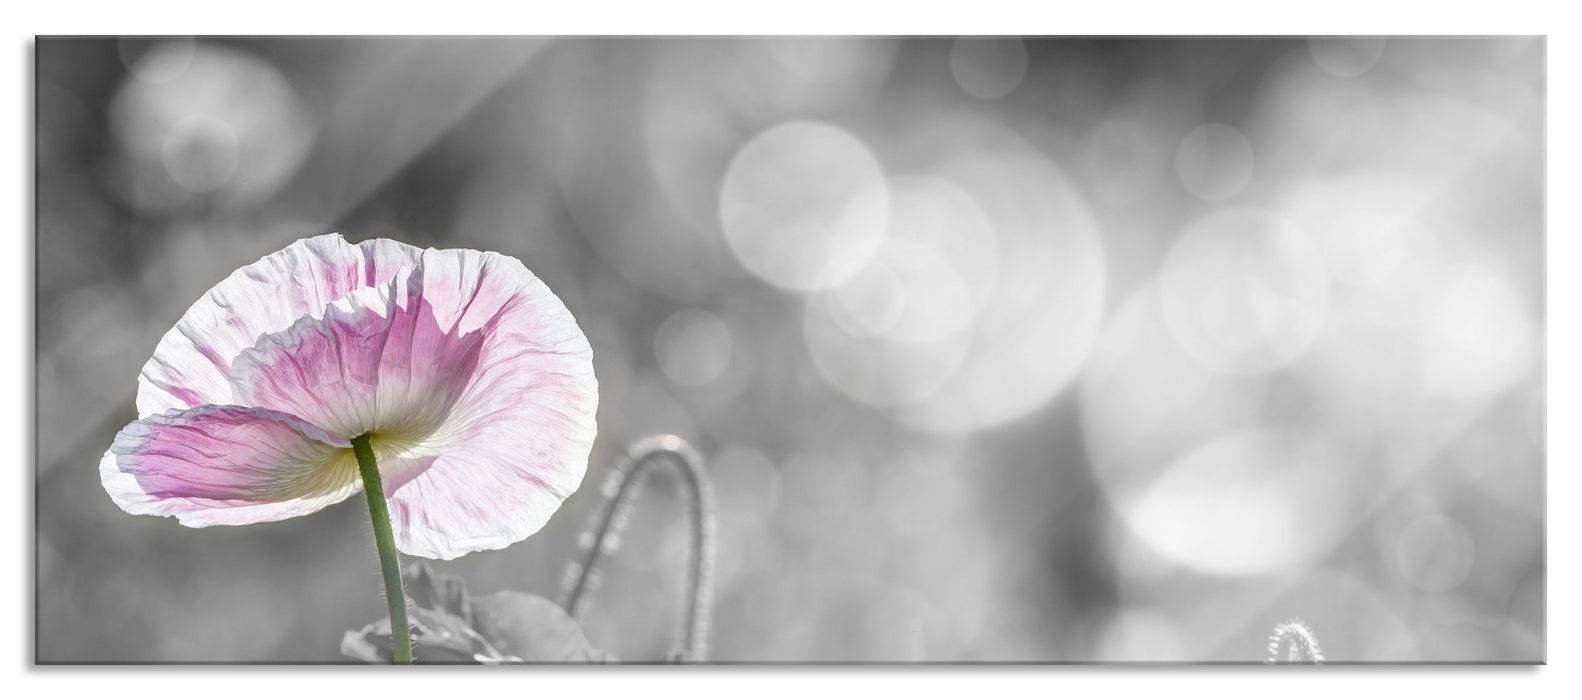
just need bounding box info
[1123,431,1353,577]
[1419,263,1536,403]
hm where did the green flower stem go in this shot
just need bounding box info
[352,434,411,665]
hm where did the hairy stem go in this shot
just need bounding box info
[1266,619,1324,664]
[560,435,716,662]
[352,434,411,665]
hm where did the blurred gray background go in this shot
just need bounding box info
[35,37,1543,663]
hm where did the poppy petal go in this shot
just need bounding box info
[137,233,423,417]
[381,248,598,559]
[100,404,359,527]
[226,266,486,442]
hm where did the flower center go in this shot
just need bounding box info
[350,430,437,494]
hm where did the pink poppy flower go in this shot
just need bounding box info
[99,233,599,560]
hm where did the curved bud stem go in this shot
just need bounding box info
[560,435,716,662]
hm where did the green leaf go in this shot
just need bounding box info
[340,563,615,664]
[472,591,617,663]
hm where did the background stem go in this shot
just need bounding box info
[352,434,412,665]
[560,434,716,662]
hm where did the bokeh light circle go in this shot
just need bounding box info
[1419,261,1537,403]
[747,38,902,118]
[641,38,900,229]
[110,41,316,208]
[1159,207,1331,375]
[804,241,974,408]
[1084,118,1172,208]
[654,308,735,387]
[892,127,1107,433]
[801,174,1002,409]
[846,239,974,345]
[1175,123,1255,202]
[884,176,1002,311]
[1276,171,1437,291]
[949,37,1029,100]
[118,37,196,83]
[1394,513,1476,593]
[826,261,907,339]
[719,121,890,292]
[161,114,240,192]
[1122,430,1356,577]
